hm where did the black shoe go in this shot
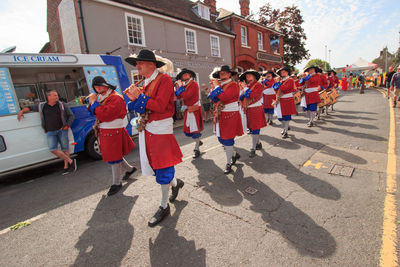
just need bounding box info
[281,129,285,135]
[169,179,184,202]
[249,149,256,158]
[287,126,291,131]
[266,119,271,124]
[269,120,274,125]
[282,132,289,139]
[192,149,200,158]
[199,140,203,146]
[307,122,314,127]
[224,163,232,174]
[107,183,122,196]
[68,158,77,172]
[62,168,71,175]
[255,142,262,150]
[148,205,170,227]
[122,167,137,181]
[231,153,240,165]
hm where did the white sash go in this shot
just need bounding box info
[139,117,173,176]
[305,87,318,93]
[300,96,307,108]
[185,100,200,132]
[99,118,124,129]
[274,93,293,119]
[248,98,263,108]
[239,106,247,133]
[263,88,275,95]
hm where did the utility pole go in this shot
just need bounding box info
[385,46,388,73]
[328,49,331,68]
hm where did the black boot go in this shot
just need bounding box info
[255,142,262,150]
[192,150,200,158]
[122,167,137,181]
[224,163,232,174]
[148,205,170,227]
[231,153,241,165]
[107,183,122,196]
[249,149,256,158]
[169,179,184,203]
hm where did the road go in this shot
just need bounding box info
[0,88,398,266]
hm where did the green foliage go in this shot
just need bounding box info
[256,3,310,68]
[305,59,331,71]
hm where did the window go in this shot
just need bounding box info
[125,13,145,46]
[258,32,263,50]
[197,4,210,20]
[210,35,220,57]
[185,28,198,54]
[241,26,248,46]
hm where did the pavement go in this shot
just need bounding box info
[0,87,399,266]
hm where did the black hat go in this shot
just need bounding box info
[304,65,320,73]
[262,70,277,77]
[239,69,261,81]
[315,67,324,73]
[125,49,165,68]
[328,70,337,75]
[212,65,237,79]
[277,66,291,76]
[92,76,116,90]
[176,68,196,80]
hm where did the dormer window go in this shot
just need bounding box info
[197,3,210,20]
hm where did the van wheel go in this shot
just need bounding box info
[85,133,102,160]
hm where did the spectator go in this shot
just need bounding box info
[200,83,212,122]
[348,73,353,90]
[385,66,395,99]
[372,71,379,86]
[358,72,366,94]
[17,90,77,174]
[390,66,400,107]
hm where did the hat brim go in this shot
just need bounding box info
[125,57,165,68]
[277,68,291,76]
[212,70,237,79]
[262,71,277,78]
[92,82,116,91]
[239,71,261,81]
[176,69,196,80]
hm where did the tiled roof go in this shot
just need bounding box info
[110,0,234,36]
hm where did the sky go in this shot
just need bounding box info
[0,0,399,70]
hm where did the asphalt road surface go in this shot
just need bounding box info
[1,88,399,266]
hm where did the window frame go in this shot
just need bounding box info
[184,28,198,54]
[241,26,248,47]
[258,32,264,51]
[197,3,210,20]
[125,13,146,47]
[210,35,221,57]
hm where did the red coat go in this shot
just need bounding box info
[319,74,329,90]
[177,80,204,134]
[90,92,135,162]
[301,74,321,105]
[217,81,243,139]
[341,77,348,91]
[246,81,267,130]
[263,80,276,109]
[144,74,182,170]
[278,78,297,116]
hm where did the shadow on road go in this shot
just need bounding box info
[72,182,138,267]
[191,157,243,207]
[236,147,341,201]
[232,165,336,258]
[149,200,206,267]
[317,125,386,142]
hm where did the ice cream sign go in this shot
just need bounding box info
[0,54,78,64]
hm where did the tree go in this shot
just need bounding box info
[305,59,331,72]
[256,3,310,69]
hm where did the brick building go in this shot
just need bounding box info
[216,0,284,73]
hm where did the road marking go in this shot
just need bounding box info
[303,160,328,170]
[380,96,398,266]
[0,213,46,235]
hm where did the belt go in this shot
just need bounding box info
[305,87,318,93]
[263,88,275,95]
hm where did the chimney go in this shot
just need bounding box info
[239,0,250,17]
[204,0,217,15]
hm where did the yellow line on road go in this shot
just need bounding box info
[380,97,398,266]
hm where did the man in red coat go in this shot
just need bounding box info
[239,70,267,157]
[328,70,339,111]
[125,50,183,227]
[87,76,136,196]
[316,68,329,119]
[175,68,204,158]
[273,67,297,138]
[300,66,322,127]
[209,65,243,174]
[262,70,277,125]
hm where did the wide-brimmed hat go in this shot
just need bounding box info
[239,69,261,81]
[92,76,116,90]
[212,65,237,79]
[304,65,320,73]
[125,49,165,68]
[328,69,337,75]
[176,68,196,80]
[277,66,291,76]
[262,70,277,77]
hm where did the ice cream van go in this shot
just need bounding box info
[0,53,137,175]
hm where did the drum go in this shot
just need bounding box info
[318,90,329,107]
[293,91,301,104]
